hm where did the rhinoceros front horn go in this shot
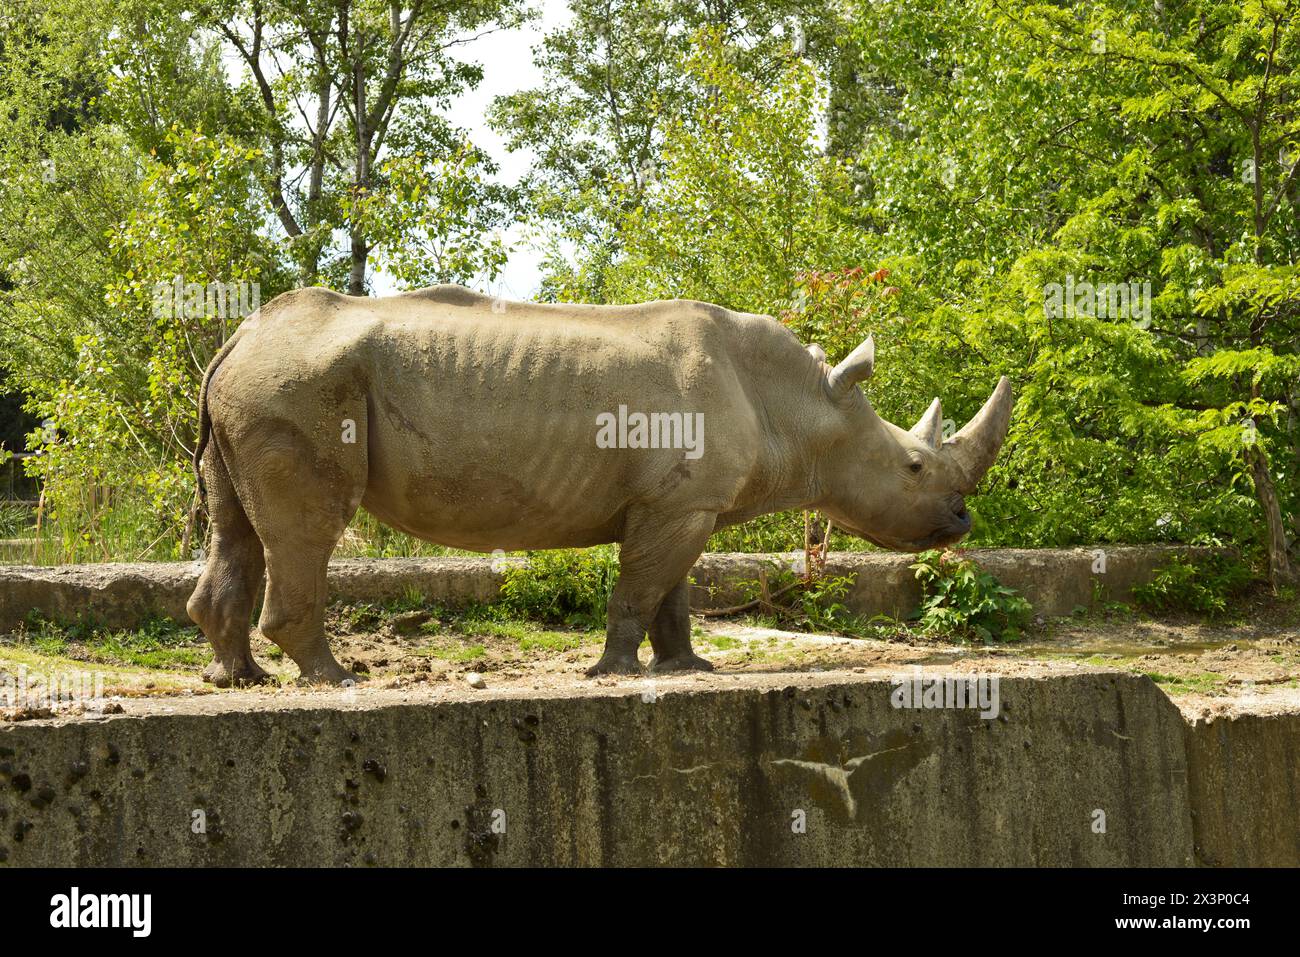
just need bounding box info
[944,376,1013,490]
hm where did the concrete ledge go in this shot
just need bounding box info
[0,668,1206,867]
[1184,705,1300,867]
[0,546,1208,633]
[0,557,506,634]
[690,546,1213,620]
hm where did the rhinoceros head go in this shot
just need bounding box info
[811,335,1012,552]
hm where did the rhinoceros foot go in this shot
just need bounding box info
[584,653,646,677]
[292,661,361,686]
[648,652,715,674]
[202,657,273,689]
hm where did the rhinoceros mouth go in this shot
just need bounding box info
[843,521,971,553]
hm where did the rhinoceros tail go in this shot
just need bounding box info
[194,323,251,510]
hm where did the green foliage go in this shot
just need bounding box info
[1132,553,1255,618]
[498,546,620,627]
[11,613,203,668]
[598,29,868,314]
[909,549,1031,642]
[345,144,514,288]
[734,561,897,638]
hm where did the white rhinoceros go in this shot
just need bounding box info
[187,285,1011,685]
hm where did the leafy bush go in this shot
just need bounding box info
[1132,553,1254,619]
[498,546,619,627]
[909,549,1031,642]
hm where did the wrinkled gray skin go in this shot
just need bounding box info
[187,285,1012,685]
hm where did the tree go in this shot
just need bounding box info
[490,0,839,301]
[196,0,526,292]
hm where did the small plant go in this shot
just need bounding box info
[498,546,619,627]
[909,549,1031,642]
[0,499,31,538]
[1132,553,1253,618]
[731,562,897,638]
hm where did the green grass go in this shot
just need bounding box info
[7,614,206,670]
[414,641,487,663]
[1143,670,1225,695]
[705,633,741,651]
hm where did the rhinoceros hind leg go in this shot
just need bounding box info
[647,579,713,673]
[220,399,367,685]
[586,510,715,677]
[258,547,358,685]
[188,441,271,688]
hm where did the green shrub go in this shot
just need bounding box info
[1132,553,1254,618]
[498,546,620,627]
[909,549,1031,642]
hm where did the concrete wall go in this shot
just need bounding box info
[0,545,1208,634]
[5,668,1289,868]
[1183,708,1300,867]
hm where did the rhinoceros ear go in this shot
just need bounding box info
[807,343,827,363]
[910,398,944,449]
[826,335,874,400]
[944,377,1013,490]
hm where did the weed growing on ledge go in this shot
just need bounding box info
[909,549,1031,642]
[1132,553,1255,618]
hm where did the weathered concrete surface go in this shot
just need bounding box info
[690,546,1214,620]
[1182,696,1300,867]
[0,545,1210,634]
[0,667,1203,867]
[0,557,509,634]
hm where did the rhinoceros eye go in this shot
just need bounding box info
[909,460,923,474]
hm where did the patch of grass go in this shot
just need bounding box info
[518,631,593,653]
[0,500,31,537]
[418,604,597,653]
[7,615,205,670]
[1143,670,1225,695]
[415,641,487,663]
[706,634,741,651]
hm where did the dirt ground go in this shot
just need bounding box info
[2,595,1297,722]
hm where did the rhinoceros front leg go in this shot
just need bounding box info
[648,579,713,673]
[586,509,716,677]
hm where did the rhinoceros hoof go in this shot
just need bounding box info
[584,654,645,677]
[293,662,361,686]
[202,658,273,689]
[649,653,715,674]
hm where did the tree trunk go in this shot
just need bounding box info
[1246,443,1295,589]
[349,24,370,296]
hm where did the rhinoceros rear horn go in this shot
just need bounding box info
[911,397,944,449]
[826,335,874,400]
[944,376,1013,489]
